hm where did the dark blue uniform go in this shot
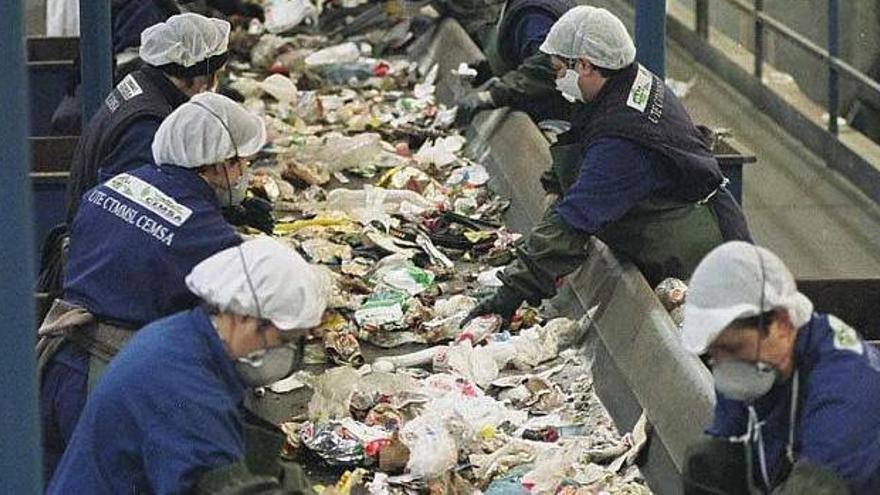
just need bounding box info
[556,137,675,234]
[507,7,556,64]
[96,119,162,185]
[708,313,880,494]
[41,163,241,484]
[48,308,247,495]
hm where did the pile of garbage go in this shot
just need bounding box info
[218,3,653,493]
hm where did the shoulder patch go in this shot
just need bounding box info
[626,64,654,113]
[105,92,121,113]
[105,173,193,227]
[116,74,144,101]
[828,314,864,355]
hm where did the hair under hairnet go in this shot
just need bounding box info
[152,92,267,168]
[186,238,329,331]
[681,241,814,354]
[539,6,636,70]
[140,13,230,69]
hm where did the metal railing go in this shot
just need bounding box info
[693,0,880,137]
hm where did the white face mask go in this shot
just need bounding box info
[216,165,249,207]
[235,342,300,387]
[555,69,584,103]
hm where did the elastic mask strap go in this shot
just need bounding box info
[787,370,799,464]
[189,100,240,157]
[237,246,262,320]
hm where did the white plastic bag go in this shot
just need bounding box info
[265,0,318,34]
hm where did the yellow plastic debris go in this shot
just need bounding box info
[274,215,354,234]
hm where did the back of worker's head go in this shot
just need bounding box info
[186,238,329,332]
[140,13,231,96]
[186,238,329,386]
[540,6,635,70]
[152,92,266,206]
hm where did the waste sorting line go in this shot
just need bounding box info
[203,3,697,493]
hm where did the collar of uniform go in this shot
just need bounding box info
[190,306,247,399]
[793,313,821,376]
[155,164,219,205]
[567,62,639,135]
[141,65,189,110]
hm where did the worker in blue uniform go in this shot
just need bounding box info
[49,238,326,494]
[36,92,267,485]
[681,242,880,494]
[446,0,576,125]
[466,7,751,322]
[50,0,265,134]
[37,13,233,302]
[64,13,232,222]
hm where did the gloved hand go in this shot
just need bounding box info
[772,461,850,495]
[455,91,495,127]
[223,197,275,235]
[462,287,523,326]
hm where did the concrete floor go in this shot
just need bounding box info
[665,39,880,279]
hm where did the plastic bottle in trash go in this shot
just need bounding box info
[305,42,360,66]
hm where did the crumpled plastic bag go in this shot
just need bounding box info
[415,135,465,167]
[400,414,458,479]
[305,42,360,66]
[435,340,500,388]
[260,74,298,103]
[265,0,318,34]
[308,366,361,421]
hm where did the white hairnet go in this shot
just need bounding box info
[539,6,636,70]
[140,13,230,69]
[681,241,814,354]
[152,92,267,168]
[186,238,329,331]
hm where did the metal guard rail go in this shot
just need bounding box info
[693,0,880,138]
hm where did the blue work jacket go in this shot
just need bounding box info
[556,137,676,234]
[48,308,247,495]
[64,163,242,328]
[708,313,880,494]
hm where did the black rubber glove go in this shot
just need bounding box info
[455,91,495,127]
[463,286,523,326]
[223,197,275,235]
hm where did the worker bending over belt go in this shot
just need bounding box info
[65,13,231,221]
[467,6,751,322]
[444,0,576,125]
[681,242,880,494]
[49,238,324,494]
[36,92,265,485]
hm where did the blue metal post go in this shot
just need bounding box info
[0,0,41,493]
[827,0,840,135]
[635,0,667,78]
[79,0,113,121]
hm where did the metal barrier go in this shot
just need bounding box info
[0,0,42,492]
[692,0,880,140]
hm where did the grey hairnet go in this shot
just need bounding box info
[151,92,267,168]
[539,6,636,70]
[681,241,814,354]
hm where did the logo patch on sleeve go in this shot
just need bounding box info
[105,173,192,227]
[829,314,864,355]
[116,74,143,101]
[626,64,654,113]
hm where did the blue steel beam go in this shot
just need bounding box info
[0,0,41,493]
[634,0,666,79]
[79,0,113,121]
